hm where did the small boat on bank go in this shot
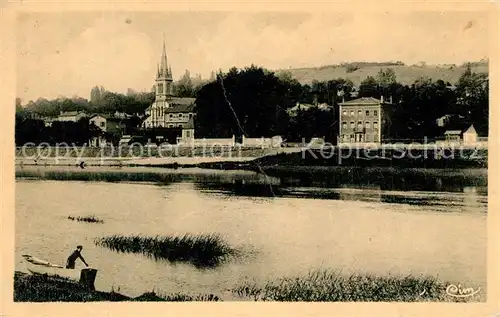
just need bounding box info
[22,254,81,280]
[22,255,98,290]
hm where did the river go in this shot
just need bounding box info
[15,167,487,300]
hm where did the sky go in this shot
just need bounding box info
[16,10,489,102]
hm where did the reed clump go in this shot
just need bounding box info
[232,269,478,302]
[94,234,236,268]
[68,215,104,224]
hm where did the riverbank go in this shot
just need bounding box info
[15,146,487,169]
[14,270,481,302]
[13,271,221,302]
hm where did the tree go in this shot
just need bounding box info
[90,86,102,103]
[194,65,293,138]
[455,64,489,135]
[358,76,380,98]
[376,68,397,98]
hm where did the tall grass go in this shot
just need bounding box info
[14,271,221,302]
[16,170,178,183]
[232,269,480,302]
[68,215,104,224]
[94,234,236,268]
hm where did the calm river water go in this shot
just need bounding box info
[15,167,487,300]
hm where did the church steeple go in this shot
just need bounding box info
[159,39,169,78]
[155,36,173,101]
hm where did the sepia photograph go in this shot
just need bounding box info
[5,4,496,310]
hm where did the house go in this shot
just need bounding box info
[444,124,478,145]
[338,96,393,145]
[177,117,195,144]
[444,130,462,143]
[89,114,125,134]
[436,114,453,127]
[286,102,332,117]
[463,125,478,145]
[57,111,88,122]
[163,102,195,128]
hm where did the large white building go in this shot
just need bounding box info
[142,40,196,131]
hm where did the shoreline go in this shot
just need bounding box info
[13,270,483,302]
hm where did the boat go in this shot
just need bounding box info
[22,254,85,281]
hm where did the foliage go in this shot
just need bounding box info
[94,233,237,268]
[16,63,489,144]
[15,118,101,146]
[14,271,221,302]
[232,269,477,302]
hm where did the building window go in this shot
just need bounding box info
[374,110,378,116]
[342,122,347,129]
[189,113,193,119]
[100,122,105,127]
[169,114,173,118]
[157,83,163,94]
[350,110,354,116]
[350,134,355,142]
[365,121,370,129]
[166,83,171,94]
[358,110,362,116]
[178,114,182,118]
[357,121,362,128]
[186,130,191,138]
[366,110,370,116]
[366,134,371,142]
[168,124,174,128]
[178,124,183,128]
[342,110,347,116]
[373,121,379,129]
[350,121,354,128]
[373,134,378,142]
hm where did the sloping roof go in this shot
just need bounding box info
[339,97,385,106]
[444,130,462,135]
[89,113,123,121]
[464,124,477,134]
[59,111,87,117]
[168,97,196,106]
[165,104,195,113]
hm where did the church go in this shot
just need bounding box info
[142,40,196,142]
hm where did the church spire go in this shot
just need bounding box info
[160,37,169,77]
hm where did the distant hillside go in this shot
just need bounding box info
[277,61,489,86]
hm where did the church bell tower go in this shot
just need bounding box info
[155,39,173,101]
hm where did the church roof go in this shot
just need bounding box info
[165,103,195,113]
[169,97,196,106]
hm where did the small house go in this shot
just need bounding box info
[57,111,88,122]
[443,124,478,145]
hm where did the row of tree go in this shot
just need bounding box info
[194,64,488,141]
[15,118,101,146]
[16,63,488,144]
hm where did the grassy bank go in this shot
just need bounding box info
[251,148,488,169]
[15,170,182,183]
[94,234,237,268]
[14,270,481,302]
[15,146,286,158]
[14,271,221,302]
[232,269,481,302]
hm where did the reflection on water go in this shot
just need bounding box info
[15,167,487,299]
